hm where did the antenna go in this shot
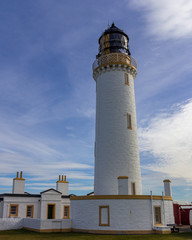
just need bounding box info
[107,20,110,28]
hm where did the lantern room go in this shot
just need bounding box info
[98,23,131,56]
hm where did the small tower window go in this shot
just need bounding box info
[127,113,132,129]
[124,73,129,85]
[131,182,136,195]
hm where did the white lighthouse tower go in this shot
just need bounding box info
[71,25,174,234]
[93,23,142,195]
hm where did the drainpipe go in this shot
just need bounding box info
[151,191,154,227]
[162,191,166,225]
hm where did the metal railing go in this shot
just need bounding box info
[92,53,137,71]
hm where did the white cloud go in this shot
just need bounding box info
[130,0,192,40]
[0,177,13,186]
[0,117,94,194]
[139,98,192,182]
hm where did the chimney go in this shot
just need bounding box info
[12,171,25,194]
[163,179,172,197]
[118,176,128,195]
[56,175,69,195]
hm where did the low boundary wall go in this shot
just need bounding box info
[0,218,23,231]
[0,218,71,232]
[23,218,71,232]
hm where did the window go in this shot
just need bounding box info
[127,113,132,129]
[99,206,110,226]
[26,205,34,218]
[64,206,70,219]
[154,206,162,225]
[124,73,129,85]
[47,204,56,219]
[131,182,136,195]
[9,204,18,217]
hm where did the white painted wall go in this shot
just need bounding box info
[12,180,25,194]
[40,191,61,220]
[164,181,172,197]
[56,182,69,195]
[118,178,128,195]
[189,210,192,226]
[164,200,174,225]
[71,198,174,231]
[0,218,23,231]
[40,190,70,219]
[23,218,71,231]
[0,218,72,231]
[23,218,41,230]
[2,196,41,218]
[40,219,71,230]
[0,201,3,218]
[0,193,71,220]
[61,198,70,219]
[94,67,142,195]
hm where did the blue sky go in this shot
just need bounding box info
[0,0,192,201]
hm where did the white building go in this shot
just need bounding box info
[0,24,175,234]
[0,172,71,232]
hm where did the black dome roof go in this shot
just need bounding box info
[99,23,129,43]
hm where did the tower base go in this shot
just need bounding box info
[71,195,174,234]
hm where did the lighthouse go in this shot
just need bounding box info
[93,23,142,195]
[70,24,174,234]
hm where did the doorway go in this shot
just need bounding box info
[47,204,55,219]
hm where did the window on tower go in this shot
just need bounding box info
[127,113,132,129]
[131,182,136,195]
[124,73,129,85]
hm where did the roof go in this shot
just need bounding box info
[62,194,73,199]
[0,189,73,199]
[0,192,71,199]
[174,200,192,205]
[40,188,62,194]
[87,191,94,196]
[99,23,129,43]
[0,193,41,198]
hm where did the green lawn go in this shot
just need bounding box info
[0,230,191,240]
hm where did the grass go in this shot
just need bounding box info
[0,230,192,240]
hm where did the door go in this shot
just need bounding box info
[47,204,55,219]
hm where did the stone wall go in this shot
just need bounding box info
[71,197,174,232]
[23,218,71,232]
[0,218,23,231]
[2,196,40,218]
[0,218,71,232]
[94,68,142,195]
